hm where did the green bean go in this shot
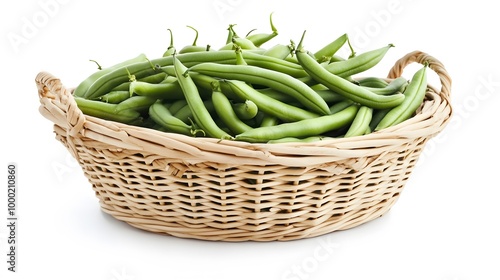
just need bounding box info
[344,106,373,137]
[99,91,130,104]
[148,101,194,136]
[357,77,389,88]
[235,45,247,65]
[219,25,259,50]
[225,79,320,122]
[74,97,140,124]
[162,29,176,57]
[329,100,355,114]
[369,108,390,131]
[313,33,348,62]
[362,77,408,95]
[295,31,405,109]
[173,55,232,139]
[139,72,168,84]
[258,87,344,105]
[375,63,428,131]
[109,72,168,92]
[173,100,215,123]
[245,12,278,47]
[234,105,359,143]
[262,43,294,60]
[212,89,253,135]
[329,55,346,63]
[188,72,235,99]
[167,99,188,115]
[115,95,157,113]
[259,114,279,127]
[324,44,394,78]
[232,100,258,120]
[179,26,214,54]
[160,75,178,84]
[189,63,330,115]
[74,53,148,98]
[129,80,184,99]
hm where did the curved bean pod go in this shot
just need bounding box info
[375,63,428,130]
[232,100,258,120]
[148,101,194,136]
[361,77,408,95]
[99,91,130,104]
[115,95,157,113]
[234,105,359,143]
[212,90,253,135]
[313,33,348,61]
[245,12,278,47]
[74,97,140,124]
[344,106,373,137]
[324,44,394,78]
[129,80,184,100]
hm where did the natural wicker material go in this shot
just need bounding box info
[36,51,452,241]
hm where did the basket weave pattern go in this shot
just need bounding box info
[36,51,452,241]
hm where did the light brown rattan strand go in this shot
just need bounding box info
[36,50,452,241]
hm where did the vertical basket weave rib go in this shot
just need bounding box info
[36,51,452,241]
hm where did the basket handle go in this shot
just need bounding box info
[36,71,85,137]
[387,51,451,99]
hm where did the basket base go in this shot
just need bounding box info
[96,193,400,242]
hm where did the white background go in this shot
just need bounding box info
[1,0,499,279]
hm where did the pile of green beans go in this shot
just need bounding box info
[73,15,428,143]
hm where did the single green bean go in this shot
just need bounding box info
[357,77,389,88]
[362,77,408,95]
[232,99,258,120]
[109,72,168,92]
[369,108,390,131]
[167,99,188,115]
[74,97,140,124]
[115,95,158,113]
[129,80,184,99]
[235,105,359,143]
[259,114,279,127]
[344,106,373,137]
[324,44,394,78]
[329,100,355,114]
[148,101,194,136]
[162,28,176,57]
[313,33,348,61]
[212,90,253,135]
[99,91,131,104]
[262,43,294,60]
[245,12,278,47]
[173,100,215,123]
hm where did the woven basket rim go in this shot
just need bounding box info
[36,50,452,168]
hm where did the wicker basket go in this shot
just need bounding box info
[36,51,452,241]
